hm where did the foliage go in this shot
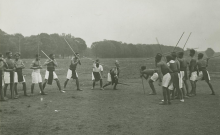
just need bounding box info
[91,40,183,58]
[0,29,87,58]
[205,48,215,58]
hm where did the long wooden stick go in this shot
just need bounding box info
[156,38,166,61]
[41,50,53,61]
[141,77,145,94]
[156,38,163,55]
[64,38,77,56]
[173,32,185,52]
[145,47,199,61]
[182,32,192,50]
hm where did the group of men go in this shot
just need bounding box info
[0,51,120,101]
[140,49,215,105]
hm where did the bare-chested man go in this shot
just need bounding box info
[196,53,215,95]
[140,66,158,95]
[167,53,184,102]
[189,49,197,96]
[178,52,190,97]
[155,53,173,105]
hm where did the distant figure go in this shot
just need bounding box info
[91,59,104,90]
[140,66,158,95]
[103,60,120,90]
[63,53,82,91]
[42,54,65,93]
[196,53,215,95]
[30,54,46,95]
[155,53,173,105]
[3,51,16,99]
[14,52,28,97]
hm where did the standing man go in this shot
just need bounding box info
[140,66,158,95]
[42,54,65,93]
[196,53,215,95]
[167,53,184,102]
[14,52,28,97]
[103,60,120,90]
[189,49,197,96]
[0,54,7,101]
[155,53,173,105]
[178,52,190,97]
[3,51,15,99]
[30,54,47,95]
[63,53,82,91]
[91,59,104,90]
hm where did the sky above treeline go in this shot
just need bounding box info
[1,0,220,52]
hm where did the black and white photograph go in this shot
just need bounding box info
[0,0,220,134]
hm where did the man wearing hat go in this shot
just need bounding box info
[91,59,104,90]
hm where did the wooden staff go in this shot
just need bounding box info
[173,32,185,52]
[41,50,53,61]
[182,32,192,50]
[64,38,77,56]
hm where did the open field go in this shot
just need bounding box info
[0,58,220,135]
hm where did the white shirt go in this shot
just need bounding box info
[93,63,103,72]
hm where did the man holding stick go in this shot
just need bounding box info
[3,51,15,99]
[42,53,65,93]
[63,53,82,91]
[140,66,158,95]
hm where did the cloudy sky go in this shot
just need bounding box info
[1,0,220,51]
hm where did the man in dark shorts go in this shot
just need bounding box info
[103,60,120,90]
[156,53,173,105]
[63,53,82,91]
[140,66,158,95]
[3,51,16,99]
[196,53,215,95]
[42,54,65,93]
[14,52,28,97]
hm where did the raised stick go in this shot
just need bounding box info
[182,32,192,50]
[173,32,185,52]
[64,38,76,56]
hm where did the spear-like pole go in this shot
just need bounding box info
[182,32,192,50]
[173,32,185,52]
[64,38,76,56]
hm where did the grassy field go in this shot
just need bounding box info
[0,58,220,135]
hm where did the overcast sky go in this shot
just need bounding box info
[1,0,220,51]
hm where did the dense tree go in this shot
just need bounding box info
[0,29,87,58]
[91,40,184,58]
[205,48,215,58]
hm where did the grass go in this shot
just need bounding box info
[0,58,220,135]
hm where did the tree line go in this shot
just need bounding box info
[91,40,183,58]
[1,29,215,59]
[0,29,87,58]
